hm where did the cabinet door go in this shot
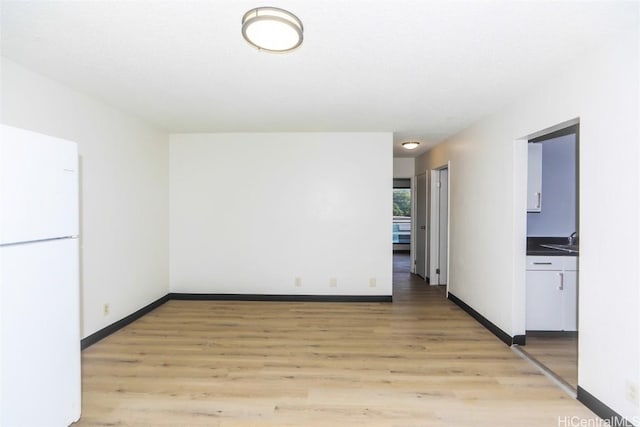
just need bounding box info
[526,270,563,330]
[527,143,542,212]
[561,270,578,331]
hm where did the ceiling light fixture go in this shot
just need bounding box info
[402,141,420,150]
[242,7,303,53]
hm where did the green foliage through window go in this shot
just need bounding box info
[393,189,411,217]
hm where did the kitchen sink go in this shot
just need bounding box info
[540,243,579,254]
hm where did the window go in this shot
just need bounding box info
[393,187,411,244]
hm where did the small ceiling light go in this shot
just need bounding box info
[402,141,420,150]
[242,7,303,53]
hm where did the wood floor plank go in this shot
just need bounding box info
[74,255,597,426]
[522,333,578,388]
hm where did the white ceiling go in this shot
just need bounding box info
[1,1,636,157]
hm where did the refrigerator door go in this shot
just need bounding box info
[1,238,81,426]
[0,125,79,245]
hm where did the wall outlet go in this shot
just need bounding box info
[369,277,377,287]
[626,381,639,406]
[103,303,110,316]
[329,277,337,287]
[294,277,302,287]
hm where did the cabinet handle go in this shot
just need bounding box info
[558,272,564,290]
[536,192,541,209]
[533,262,553,265]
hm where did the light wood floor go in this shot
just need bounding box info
[522,333,578,389]
[75,254,597,426]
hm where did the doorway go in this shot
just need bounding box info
[414,173,427,279]
[393,179,412,254]
[429,166,449,287]
[522,122,580,391]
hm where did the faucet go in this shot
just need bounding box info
[568,231,578,246]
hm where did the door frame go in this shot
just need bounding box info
[514,118,580,337]
[429,162,450,288]
[410,175,416,274]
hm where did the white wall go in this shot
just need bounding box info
[170,133,392,296]
[1,58,170,338]
[416,24,639,422]
[393,157,415,178]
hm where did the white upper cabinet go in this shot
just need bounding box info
[527,143,542,212]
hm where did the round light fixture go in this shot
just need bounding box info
[402,141,420,150]
[242,7,303,53]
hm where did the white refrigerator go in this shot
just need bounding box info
[1,125,81,426]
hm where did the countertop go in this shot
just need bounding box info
[527,237,578,256]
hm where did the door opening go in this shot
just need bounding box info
[522,121,580,391]
[393,179,412,254]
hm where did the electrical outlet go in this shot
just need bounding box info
[294,277,302,287]
[626,381,639,406]
[329,277,337,287]
[103,303,110,316]
[369,277,377,287]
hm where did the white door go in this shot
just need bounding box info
[438,168,448,285]
[430,167,449,285]
[415,173,427,279]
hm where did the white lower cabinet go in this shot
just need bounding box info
[561,270,577,331]
[526,256,577,331]
[526,270,564,330]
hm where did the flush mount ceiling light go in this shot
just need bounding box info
[242,7,303,53]
[402,141,420,150]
